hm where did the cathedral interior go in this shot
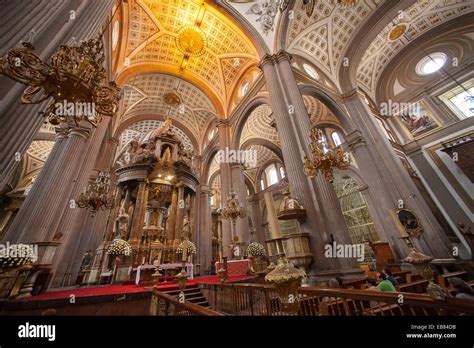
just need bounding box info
[0,0,473,325]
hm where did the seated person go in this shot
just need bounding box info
[449,277,474,301]
[384,269,399,287]
[377,272,396,292]
[365,277,378,290]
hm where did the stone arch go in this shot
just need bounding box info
[230,95,272,151]
[240,138,283,161]
[299,84,355,134]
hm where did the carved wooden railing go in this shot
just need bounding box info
[199,282,474,316]
[150,288,223,316]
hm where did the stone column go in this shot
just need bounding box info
[0,0,115,192]
[167,187,178,241]
[342,91,452,259]
[217,119,232,256]
[230,162,249,244]
[260,52,362,281]
[198,186,212,274]
[249,194,264,244]
[5,123,91,245]
[263,192,281,239]
[174,184,185,238]
[129,180,148,244]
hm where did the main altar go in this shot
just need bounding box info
[87,118,199,284]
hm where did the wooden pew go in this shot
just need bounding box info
[392,270,411,284]
[438,271,468,288]
[398,280,429,294]
[406,273,423,283]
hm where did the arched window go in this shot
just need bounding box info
[267,165,278,186]
[279,166,285,179]
[331,131,342,147]
[260,179,265,191]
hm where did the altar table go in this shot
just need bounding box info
[215,259,249,277]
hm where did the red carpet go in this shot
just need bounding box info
[22,275,255,301]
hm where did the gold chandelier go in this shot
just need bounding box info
[176,25,207,70]
[220,191,247,226]
[0,38,121,127]
[303,127,349,183]
[76,171,114,216]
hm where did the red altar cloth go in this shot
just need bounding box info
[215,259,249,277]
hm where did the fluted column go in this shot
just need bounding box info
[198,186,212,274]
[5,123,91,245]
[167,187,178,241]
[0,0,115,192]
[249,195,264,244]
[230,162,249,244]
[49,118,111,286]
[217,119,232,256]
[260,51,361,280]
[342,91,452,258]
[129,180,148,243]
[263,192,281,239]
[174,184,185,238]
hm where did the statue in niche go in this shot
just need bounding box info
[80,250,93,271]
[181,215,191,239]
[160,146,172,165]
[117,205,129,239]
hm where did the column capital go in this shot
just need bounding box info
[274,50,292,63]
[109,137,119,145]
[68,125,91,140]
[200,185,211,195]
[343,130,367,152]
[216,119,229,128]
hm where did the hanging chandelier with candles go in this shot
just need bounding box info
[0,38,121,127]
[220,191,247,226]
[76,171,114,216]
[303,127,350,183]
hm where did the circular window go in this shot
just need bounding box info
[112,20,120,50]
[241,80,250,97]
[415,52,447,75]
[303,63,319,80]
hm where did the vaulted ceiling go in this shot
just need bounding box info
[119,73,217,148]
[115,0,260,116]
[356,0,474,99]
[286,0,381,90]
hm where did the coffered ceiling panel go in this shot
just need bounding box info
[121,73,217,144]
[356,0,473,99]
[240,104,279,147]
[286,0,381,89]
[118,119,194,152]
[119,0,259,114]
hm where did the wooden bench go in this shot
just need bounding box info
[438,271,468,288]
[398,280,429,294]
[392,270,411,284]
[406,273,423,283]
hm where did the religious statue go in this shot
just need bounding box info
[182,215,191,239]
[160,146,172,165]
[116,139,139,166]
[80,250,93,271]
[161,116,174,136]
[117,206,129,239]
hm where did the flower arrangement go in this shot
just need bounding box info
[0,244,36,267]
[246,242,266,257]
[107,239,132,256]
[176,240,196,255]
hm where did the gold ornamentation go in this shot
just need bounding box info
[389,24,407,41]
[220,191,247,226]
[277,180,306,221]
[303,127,349,183]
[176,26,207,57]
[0,39,121,127]
[163,91,181,107]
[396,208,423,238]
[76,171,114,216]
